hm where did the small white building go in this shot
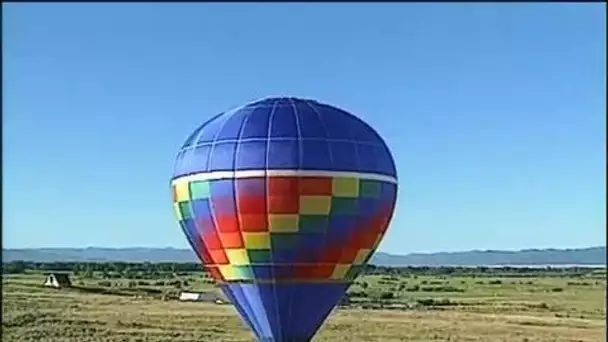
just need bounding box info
[43,273,72,288]
[179,291,229,304]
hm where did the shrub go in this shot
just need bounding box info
[405,285,420,292]
[379,292,395,300]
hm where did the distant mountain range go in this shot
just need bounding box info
[3,246,605,266]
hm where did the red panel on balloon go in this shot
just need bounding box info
[202,229,223,250]
[205,266,224,281]
[237,195,267,214]
[215,214,240,233]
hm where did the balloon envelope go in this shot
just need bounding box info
[171,97,397,342]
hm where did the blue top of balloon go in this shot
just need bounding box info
[173,97,397,179]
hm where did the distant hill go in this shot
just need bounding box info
[3,246,605,266]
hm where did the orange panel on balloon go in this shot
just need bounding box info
[219,232,245,249]
[308,264,335,280]
[240,214,269,232]
[359,230,381,249]
[338,245,360,264]
[268,177,299,195]
[291,265,317,280]
[318,245,342,264]
[268,195,300,214]
[208,249,229,265]
[299,177,333,196]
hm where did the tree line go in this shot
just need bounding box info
[2,260,602,278]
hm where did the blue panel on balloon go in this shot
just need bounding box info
[179,218,199,252]
[216,108,251,141]
[208,142,237,171]
[301,140,332,170]
[329,141,359,171]
[172,97,397,178]
[220,283,348,342]
[196,113,230,144]
[295,104,326,139]
[236,141,268,170]
[267,140,299,169]
[317,107,355,140]
[270,107,298,138]
[181,123,205,149]
[240,106,271,139]
[176,146,211,175]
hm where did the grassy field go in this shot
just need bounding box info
[2,270,606,342]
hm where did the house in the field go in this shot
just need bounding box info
[178,291,230,304]
[43,273,72,288]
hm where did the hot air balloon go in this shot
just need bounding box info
[171,97,397,342]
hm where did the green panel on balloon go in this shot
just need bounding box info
[178,202,192,219]
[270,233,299,250]
[359,180,382,198]
[298,215,329,234]
[330,197,358,215]
[190,181,211,200]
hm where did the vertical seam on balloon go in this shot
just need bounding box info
[288,98,304,170]
[175,121,204,176]
[338,114,362,277]
[264,99,279,340]
[300,101,334,166]
[299,100,333,339]
[233,106,252,278]
[182,115,222,271]
[191,113,222,173]
[303,101,336,290]
[282,97,304,342]
[228,108,266,339]
[205,110,234,286]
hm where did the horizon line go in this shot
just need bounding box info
[3,245,604,255]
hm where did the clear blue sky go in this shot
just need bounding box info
[3,3,605,254]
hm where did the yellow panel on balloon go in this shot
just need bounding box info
[299,195,332,215]
[332,177,359,198]
[243,232,271,249]
[173,181,191,202]
[268,214,299,233]
[331,264,351,280]
[353,249,372,265]
[226,249,250,266]
[218,265,237,280]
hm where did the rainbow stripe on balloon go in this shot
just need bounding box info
[171,170,397,284]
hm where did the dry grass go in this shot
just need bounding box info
[2,274,605,342]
